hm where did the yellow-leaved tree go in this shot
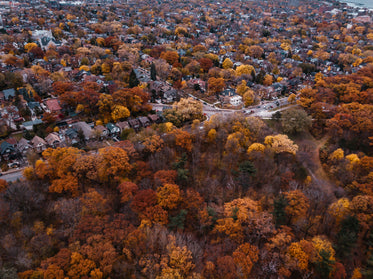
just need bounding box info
[265,134,299,155]
[328,198,350,224]
[222,58,233,69]
[111,105,130,122]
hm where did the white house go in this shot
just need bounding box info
[230,95,242,106]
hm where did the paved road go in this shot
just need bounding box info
[1,168,25,182]
[152,97,292,120]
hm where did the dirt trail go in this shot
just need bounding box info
[295,135,337,199]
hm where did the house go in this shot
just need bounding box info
[45,99,62,114]
[0,141,17,160]
[31,135,47,153]
[18,87,34,102]
[188,79,206,91]
[230,95,243,106]
[45,132,61,148]
[22,119,43,131]
[72,122,93,141]
[163,89,178,103]
[40,36,62,50]
[134,68,151,83]
[221,87,236,97]
[106,123,120,135]
[5,137,18,147]
[138,116,151,128]
[2,88,16,101]
[65,128,79,144]
[94,125,109,138]
[128,119,141,131]
[117,121,130,132]
[17,138,32,154]
[148,114,161,124]
[56,121,69,131]
[28,102,42,115]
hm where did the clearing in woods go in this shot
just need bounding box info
[294,133,339,199]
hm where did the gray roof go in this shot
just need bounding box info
[0,141,15,155]
[72,122,93,139]
[3,88,15,99]
[17,138,31,151]
[106,123,119,131]
[23,119,43,127]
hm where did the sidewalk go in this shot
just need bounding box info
[1,166,26,176]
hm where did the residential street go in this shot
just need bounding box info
[1,168,25,182]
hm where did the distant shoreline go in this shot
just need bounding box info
[337,0,373,10]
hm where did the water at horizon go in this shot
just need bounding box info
[338,0,373,10]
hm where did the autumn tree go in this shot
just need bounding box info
[98,94,114,123]
[328,198,350,224]
[160,51,179,66]
[67,252,96,278]
[164,98,203,126]
[243,90,255,106]
[80,189,109,216]
[247,45,264,58]
[97,147,132,184]
[142,135,164,154]
[222,58,233,69]
[288,93,296,104]
[111,105,130,122]
[286,240,315,272]
[157,184,181,210]
[172,129,194,152]
[112,87,151,114]
[233,243,259,277]
[0,179,8,193]
[265,134,299,155]
[284,190,309,224]
[131,189,157,216]
[235,65,255,77]
[117,181,138,203]
[199,58,213,73]
[158,235,195,278]
[208,77,225,95]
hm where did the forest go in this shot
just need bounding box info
[0,65,372,279]
[0,0,372,277]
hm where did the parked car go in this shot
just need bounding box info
[8,162,20,168]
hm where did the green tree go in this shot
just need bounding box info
[272,195,288,227]
[129,69,139,88]
[315,250,335,279]
[238,160,256,176]
[169,209,188,230]
[362,253,373,278]
[335,215,359,258]
[281,108,312,135]
[237,160,256,191]
[151,63,157,81]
